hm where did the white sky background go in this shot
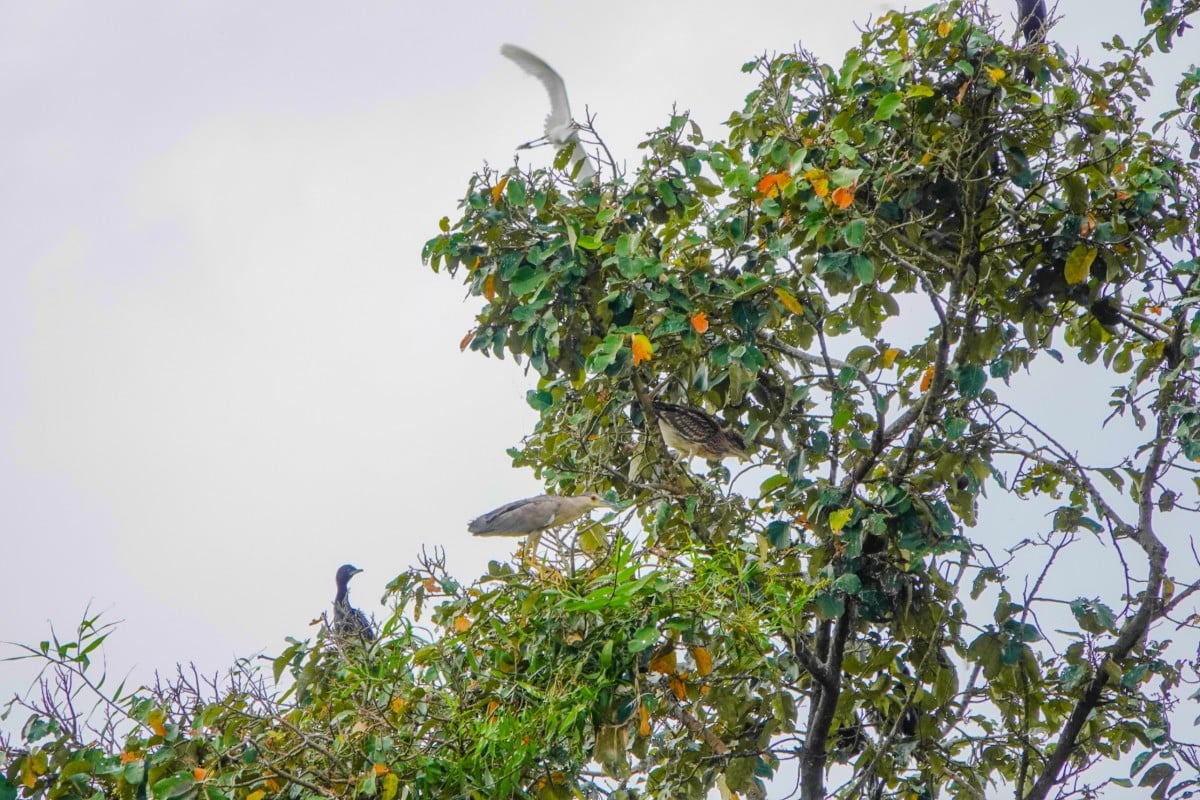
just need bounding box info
[1,0,1195,767]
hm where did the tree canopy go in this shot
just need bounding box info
[6,2,1200,799]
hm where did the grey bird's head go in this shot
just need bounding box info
[335,564,363,590]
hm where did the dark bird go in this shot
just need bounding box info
[1016,0,1048,42]
[653,401,749,463]
[333,564,375,643]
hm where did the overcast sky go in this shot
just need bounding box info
[2,0,1194,749]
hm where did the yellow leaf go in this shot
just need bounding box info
[881,348,901,369]
[148,708,166,737]
[920,365,935,392]
[491,176,510,204]
[381,773,400,800]
[264,778,282,793]
[829,508,852,533]
[1064,244,1097,285]
[648,644,677,675]
[638,706,651,737]
[937,19,952,37]
[390,697,408,714]
[193,768,207,782]
[986,67,1006,83]
[919,152,933,166]
[803,168,830,198]
[690,311,709,334]
[631,333,654,366]
[692,646,713,676]
[247,791,265,800]
[482,273,496,301]
[669,674,688,701]
[453,615,472,632]
[469,256,481,271]
[775,287,804,315]
[831,185,855,209]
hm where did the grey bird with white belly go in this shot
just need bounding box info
[469,493,617,539]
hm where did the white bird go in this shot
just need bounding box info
[500,43,598,183]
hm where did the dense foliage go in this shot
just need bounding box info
[6,2,1200,798]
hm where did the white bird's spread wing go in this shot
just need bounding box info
[500,44,574,142]
[500,43,596,182]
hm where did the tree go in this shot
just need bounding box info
[5,2,1200,798]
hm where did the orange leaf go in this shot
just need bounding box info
[120,752,141,765]
[920,366,935,392]
[881,348,901,369]
[482,273,496,301]
[755,171,791,204]
[638,706,651,737]
[631,333,653,366]
[1147,305,1164,315]
[669,674,688,701]
[193,768,207,782]
[774,287,804,315]
[919,152,933,166]
[264,778,282,793]
[831,185,856,209]
[423,577,439,593]
[1080,215,1096,237]
[648,645,677,675]
[690,311,709,334]
[469,256,481,272]
[374,764,389,776]
[691,646,713,676]
[491,176,510,204]
[459,328,475,352]
[390,697,408,714]
[453,615,472,632]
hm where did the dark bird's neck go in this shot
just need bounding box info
[335,582,349,603]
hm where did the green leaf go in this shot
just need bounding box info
[1064,245,1098,285]
[843,218,867,247]
[874,92,905,120]
[832,573,863,594]
[628,626,660,654]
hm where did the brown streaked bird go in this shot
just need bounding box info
[653,401,749,462]
[468,493,618,548]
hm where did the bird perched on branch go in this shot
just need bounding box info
[1016,0,1048,43]
[653,401,749,463]
[469,493,617,553]
[500,43,598,183]
[332,564,375,644]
